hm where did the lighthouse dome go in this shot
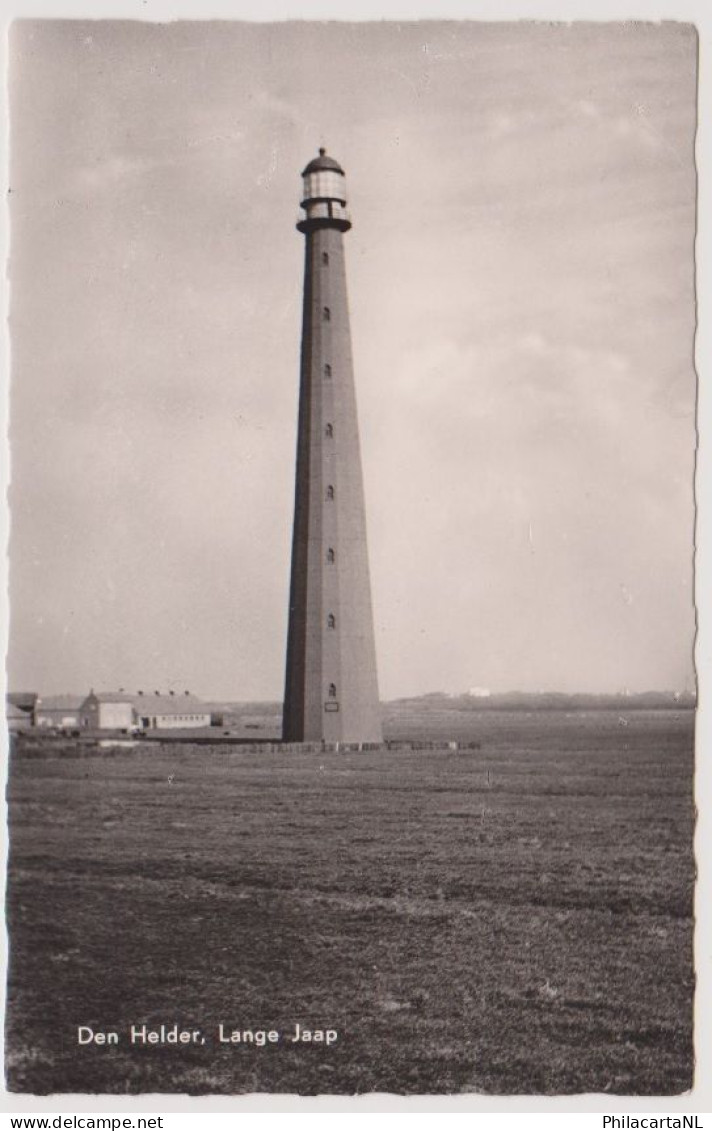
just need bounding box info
[302,148,345,176]
[298,147,351,232]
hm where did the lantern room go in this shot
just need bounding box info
[297,148,351,233]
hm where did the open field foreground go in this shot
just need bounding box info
[5,710,694,1095]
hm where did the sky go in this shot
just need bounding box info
[6,19,698,700]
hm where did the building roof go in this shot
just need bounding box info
[131,694,209,714]
[36,695,84,711]
[302,148,344,176]
[84,692,135,705]
[76,691,210,715]
[7,702,29,721]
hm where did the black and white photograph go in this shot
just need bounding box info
[3,13,700,1100]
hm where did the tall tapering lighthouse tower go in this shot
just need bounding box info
[283,149,382,744]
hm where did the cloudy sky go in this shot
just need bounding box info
[7,19,697,700]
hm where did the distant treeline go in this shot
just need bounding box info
[205,691,696,717]
[387,691,697,712]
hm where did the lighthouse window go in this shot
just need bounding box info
[327,614,336,629]
[324,364,332,378]
[328,683,337,698]
[323,307,331,321]
[322,252,329,266]
[327,548,335,563]
[325,423,333,438]
[326,485,334,500]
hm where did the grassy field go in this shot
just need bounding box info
[5,709,694,1095]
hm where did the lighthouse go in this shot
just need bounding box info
[283,149,382,744]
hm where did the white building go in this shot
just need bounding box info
[36,694,84,729]
[132,692,211,730]
[79,692,134,731]
[78,690,212,731]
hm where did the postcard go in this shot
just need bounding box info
[3,7,706,1112]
